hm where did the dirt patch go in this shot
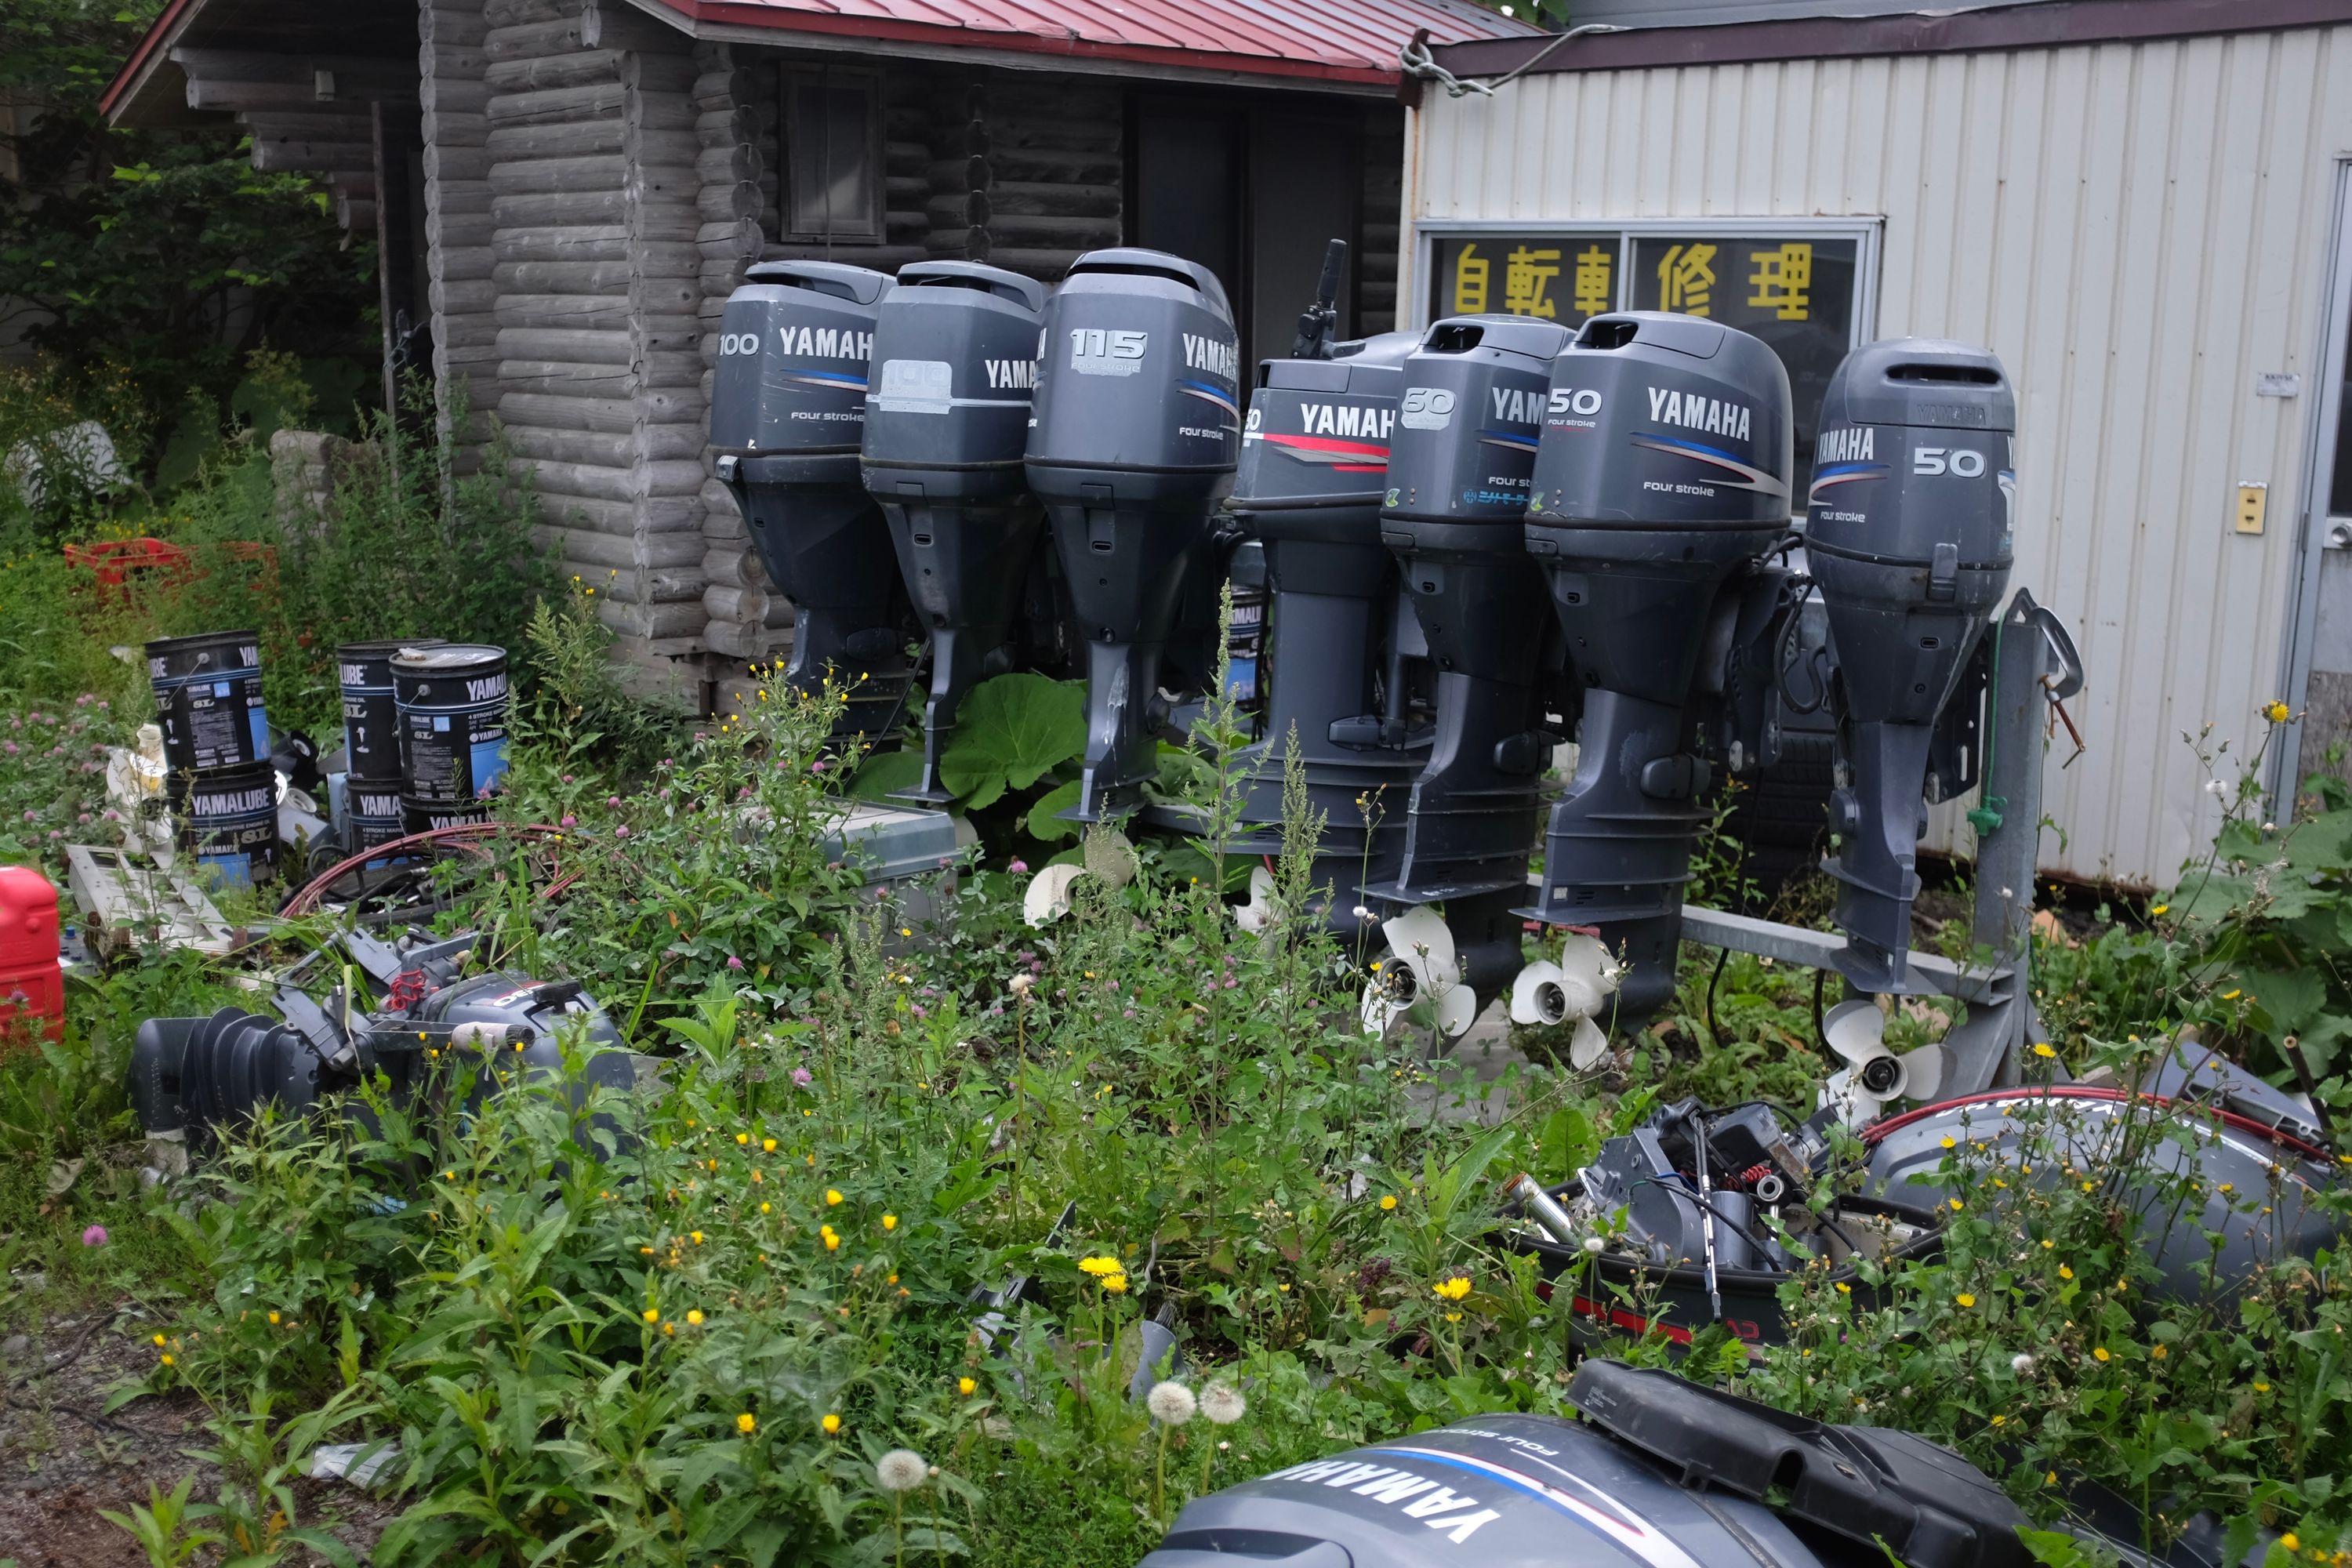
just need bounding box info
[0,1305,393,1566]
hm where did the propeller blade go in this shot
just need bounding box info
[1896,1041,1946,1102]
[1558,932,1620,996]
[1569,1014,1610,1071]
[1022,864,1087,927]
[1820,1065,1887,1130]
[1233,866,1277,934]
[1821,998,1889,1067]
[1381,906,1457,991]
[1509,961,1566,1025]
[1433,980,1480,1040]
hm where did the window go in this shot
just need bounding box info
[1415,220,1879,498]
[782,66,881,242]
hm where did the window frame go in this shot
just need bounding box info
[779,64,885,244]
[1410,216,1882,342]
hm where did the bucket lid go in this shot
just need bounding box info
[390,642,506,673]
[342,637,446,659]
[145,629,260,655]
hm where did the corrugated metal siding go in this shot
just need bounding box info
[1408,27,2352,889]
[1559,0,2052,27]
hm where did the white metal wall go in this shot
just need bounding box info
[1405,26,2352,889]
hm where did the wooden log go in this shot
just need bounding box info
[492,189,628,227]
[433,278,500,314]
[633,458,708,495]
[234,107,377,140]
[760,242,927,268]
[487,82,625,125]
[437,314,503,349]
[421,4,492,47]
[525,458,642,506]
[483,0,587,33]
[249,138,375,172]
[422,108,490,149]
[979,215,1116,247]
[426,183,495,219]
[596,597,708,641]
[419,78,494,115]
[701,546,764,588]
[695,179,762,224]
[430,247,498,282]
[485,45,620,88]
[426,212,496,249]
[497,326,633,366]
[501,362,637,399]
[694,143,759,186]
[494,257,695,293]
[500,390,638,431]
[534,524,708,571]
[703,583,768,623]
[494,224,630,263]
[487,151,628,192]
[702,622,772,661]
[484,120,626,158]
[506,425,642,471]
[539,489,700,533]
[691,70,753,114]
[339,196,377,231]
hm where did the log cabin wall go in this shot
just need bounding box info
[420,0,498,454]
[479,0,710,703]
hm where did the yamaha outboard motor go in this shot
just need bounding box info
[1025,249,1240,820]
[1370,314,1573,906]
[1523,312,1795,1022]
[1228,327,1424,927]
[1142,1360,2041,1568]
[1808,340,2015,991]
[710,261,913,742]
[862,261,1051,801]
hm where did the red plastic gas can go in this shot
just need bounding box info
[0,865,64,1044]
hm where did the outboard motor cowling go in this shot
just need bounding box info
[1370,314,1574,904]
[1523,311,1795,1022]
[1229,330,1425,927]
[1025,249,1241,820]
[862,262,1051,800]
[1807,340,2016,992]
[711,260,912,742]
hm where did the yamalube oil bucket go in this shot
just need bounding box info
[392,644,509,805]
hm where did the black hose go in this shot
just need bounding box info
[1704,948,1730,1051]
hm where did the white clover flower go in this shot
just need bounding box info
[876,1449,929,1493]
[1200,1383,1248,1425]
[1146,1381,1196,1425]
[2012,1352,2036,1376]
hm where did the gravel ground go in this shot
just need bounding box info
[0,1304,394,1566]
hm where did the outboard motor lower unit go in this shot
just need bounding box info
[1025,249,1241,819]
[1807,340,2016,991]
[1371,314,1574,904]
[711,261,912,741]
[1523,311,1795,1022]
[1229,328,1425,925]
[862,261,1051,800]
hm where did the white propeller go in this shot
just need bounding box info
[1232,866,1277,934]
[1817,997,1947,1127]
[1507,931,1622,1069]
[1359,906,1479,1040]
[1022,863,1087,927]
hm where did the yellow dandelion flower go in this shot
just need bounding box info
[737,1413,757,1434]
[2266,701,2292,724]
[2093,1347,2111,1363]
[826,1189,844,1206]
[1380,1194,1398,1211]
[763,1138,777,1152]
[822,1414,842,1435]
[2034,1043,2056,1059]
[159,1353,174,1367]
[2059,1264,2074,1279]
[959,1376,977,1396]
[1955,1293,1976,1308]
[1102,1272,1129,1293]
[736,1133,750,1145]
[760,1202,772,1214]
[644,1308,661,1323]
[2151,903,2169,916]
[687,1310,704,1326]
[883,1214,898,1230]
[824,1233,840,1251]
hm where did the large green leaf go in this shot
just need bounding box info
[848,749,924,802]
[1025,779,1083,843]
[2247,965,2328,1043]
[935,674,1085,810]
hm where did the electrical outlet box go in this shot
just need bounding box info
[2237,481,2268,535]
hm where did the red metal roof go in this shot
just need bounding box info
[646,0,1540,84]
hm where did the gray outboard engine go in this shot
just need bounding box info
[1228,327,1425,927]
[128,930,633,1156]
[1368,314,1573,905]
[1523,312,1795,1023]
[1142,1360,2039,1568]
[1807,340,2015,991]
[1025,249,1240,820]
[862,261,1051,801]
[710,261,913,742]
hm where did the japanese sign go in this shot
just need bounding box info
[1426,230,1865,498]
